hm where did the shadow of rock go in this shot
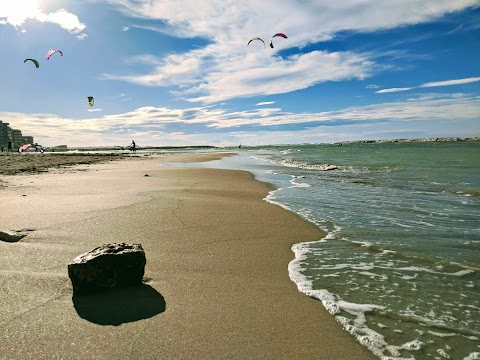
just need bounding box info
[72,284,166,326]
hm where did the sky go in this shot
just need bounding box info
[0,0,479,147]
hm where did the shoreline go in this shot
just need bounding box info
[0,153,375,359]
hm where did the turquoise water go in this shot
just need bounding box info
[194,141,480,359]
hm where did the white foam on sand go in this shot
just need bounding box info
[288,237,429,359]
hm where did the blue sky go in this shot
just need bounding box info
[0,0,479,147]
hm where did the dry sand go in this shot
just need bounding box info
[0,153,375,359]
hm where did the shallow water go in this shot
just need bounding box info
[167,142,480,359]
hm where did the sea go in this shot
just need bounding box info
[173,140,479,360]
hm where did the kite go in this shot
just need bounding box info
[24,58,39,68]
[269,33,288,48]
[86,96,94,108]
[247,37,265,48]
[46,49,63,60]
[19,144,32,152]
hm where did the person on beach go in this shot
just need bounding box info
[130,140,136,153]
[33,143,44,153]
[7,139,12,153]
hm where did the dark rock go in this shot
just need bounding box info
[144,174,150,177]
[68,243,146,295]
[0,230,26,242]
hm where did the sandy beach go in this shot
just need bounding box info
[0,153,130,176]
[0,152,375,359]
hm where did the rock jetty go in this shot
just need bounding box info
[335,137,479,145]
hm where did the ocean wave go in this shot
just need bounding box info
[280,149,300,155]
[290,176,311,188]
[249,154,276,164]
[280,159,339,171]
[340,239,480,274]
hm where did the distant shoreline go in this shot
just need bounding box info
[63,145,219,152]
[333,137,479,145]
[67,138,480,150]
[2,138,477,154]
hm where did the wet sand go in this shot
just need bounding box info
[0,153,375,359]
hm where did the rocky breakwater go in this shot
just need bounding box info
[68,243,146,295]
[337,137,480,144]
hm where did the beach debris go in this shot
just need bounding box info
[0,230,26,242]
[144,174,150,177]
[68,242,146,295]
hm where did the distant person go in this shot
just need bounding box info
[34,143,44,153]
[130,140,136,154]
[7,139,12,153]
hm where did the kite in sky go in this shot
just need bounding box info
[24,58,39,68]
[269,33,288,48]
[46,49,63,60]
[86,96,94,108]
[247,37,265,48]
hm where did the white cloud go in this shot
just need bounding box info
[103,0,479,38]
[0,2,86,37]
[256,101,275,106]
[190,50,373,103]
[99,0,479,103]
[420,77,480,88]
[45,9,86,34]
[108,48,371,103]
[376,87,414,93]
[366,84,380,89]
[376,77,480,93]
